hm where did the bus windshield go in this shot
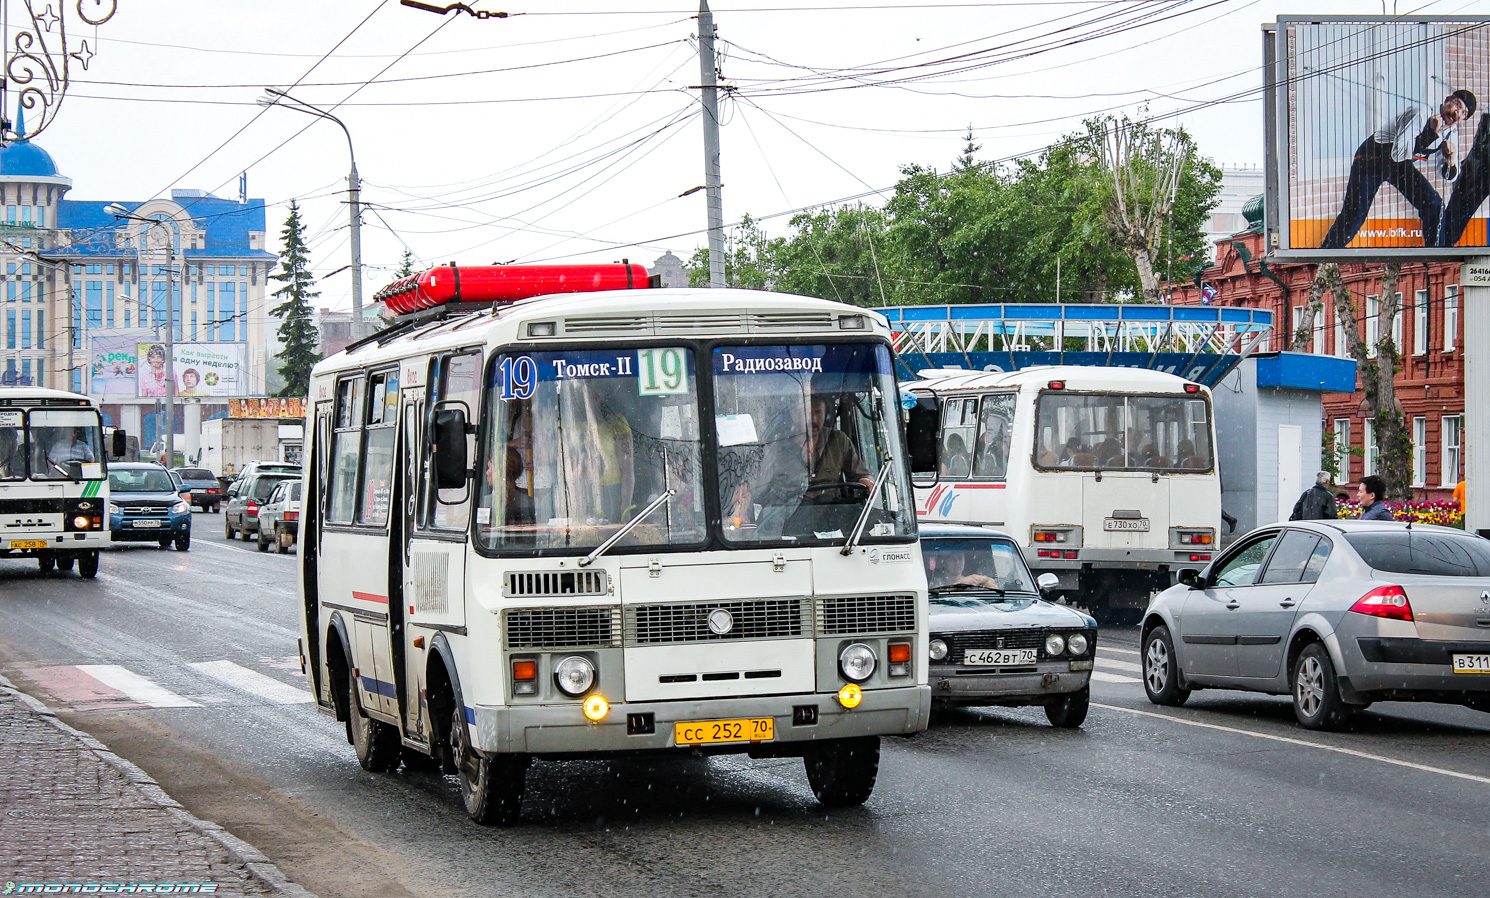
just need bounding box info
[478,347,706,552]
[1034,391,1213,473]
[21,409,104,481]
[714,343,915,545]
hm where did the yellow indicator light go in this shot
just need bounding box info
[836,683,863,709]
[583,695,610,721]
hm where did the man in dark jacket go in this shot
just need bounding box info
[1357,475,1395,521]
[1290,471,1338,521]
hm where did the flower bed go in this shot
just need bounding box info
[1335,500,1463,527]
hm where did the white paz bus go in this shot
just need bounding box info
[904,366,1222,620]
[0,387,121,578]
[298,264,929,824]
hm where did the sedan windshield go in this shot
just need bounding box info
[477,347,706,553]
[923,538,1036,597]
[110,469,176,492]
[713,343,914,546]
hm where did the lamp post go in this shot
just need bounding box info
[105,204,176,465]
[21,250,76,393]
[258,88,365,337]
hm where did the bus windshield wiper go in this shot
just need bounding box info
[578,489,676,568]
[841,457,895,556]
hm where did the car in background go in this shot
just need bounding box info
[172,466,223,512]
[1141,520,1490,730]
[224,470,297,543]
[108,462,191,551]
[256,478,302,553]
[921,523,1098,727]
[233,461,301,485]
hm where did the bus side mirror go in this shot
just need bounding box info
[111,429,127,458]
[433,408,469,490]
[906,397,940,483]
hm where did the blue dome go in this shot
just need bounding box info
[0,140,60,178]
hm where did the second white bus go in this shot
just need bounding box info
[904,366,1222,620]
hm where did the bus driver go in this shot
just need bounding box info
[727,393,873,530]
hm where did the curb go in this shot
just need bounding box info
[0,673,320,898]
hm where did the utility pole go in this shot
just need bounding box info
[697,0,725,289]
[164,240,175,466]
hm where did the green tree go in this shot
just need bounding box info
[269,200,321,397]
[396,248,416,278]
[686,214,783,289]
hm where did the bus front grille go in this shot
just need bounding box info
[504,607,621,649]
[504,570,608,598]
[626,599,808,644]
[816,595,916,635]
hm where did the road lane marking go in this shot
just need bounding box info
[189,660,313,704]
[76,664,199,708]
[1099,646,1141,656]
[1094,702,1490,788]
[1096,657,1142,673]
[1091,671,1141,684]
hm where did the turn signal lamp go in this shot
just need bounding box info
[512,660,538,696]
[1349,585,1413,622]
[583,695,610,721]
[888,642,911,677]
[836,683,864,709]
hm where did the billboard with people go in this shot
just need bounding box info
[1267,16,1490,258]
[87,331,150,396]
[134,342,247,398]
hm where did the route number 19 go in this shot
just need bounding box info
[637,348,688,396]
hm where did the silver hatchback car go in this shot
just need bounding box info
[1141,520,1490,729]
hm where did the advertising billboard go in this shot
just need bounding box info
[87,330,151,397]
[1267,16,1490,259]
[135,342,248,398]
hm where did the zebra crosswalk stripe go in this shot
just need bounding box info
[75,664,200,708]
[189,660,313,704]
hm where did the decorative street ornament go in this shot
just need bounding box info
[1,0,117,145]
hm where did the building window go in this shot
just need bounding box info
[1391,292,1403,351]
[1445,285,1459,351]
[1364,295,1380,358]
[36,310,42,349]
[1313,306,1326,355]
[1413,290,1427,355]
[1442,415,1463,487]
[4,309,12,349]
[21,310,31,349]
[1291,306,1307,351]
[1412,417,1426,487]
[1333,418,1351,482]
[1363,424,1378,476]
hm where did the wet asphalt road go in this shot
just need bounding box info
[2,511,1489,898]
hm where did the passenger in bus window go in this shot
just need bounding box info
[940,432,970,478]
[1058,436,1083,465]
[488,447,535,529]
[593,403,635,523]
[973,412,1007,478]
[0,428,21,478]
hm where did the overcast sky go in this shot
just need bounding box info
[29,0,1490,313]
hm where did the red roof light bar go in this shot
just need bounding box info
[374,263,653,316]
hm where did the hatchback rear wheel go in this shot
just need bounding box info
[1292,643,1353,731]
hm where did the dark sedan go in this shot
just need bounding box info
[171,466,223,512]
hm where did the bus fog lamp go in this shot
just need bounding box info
[839,643,877,682]
[836,683,863,709]
[1045,634,1066,656]
[554,656,596,696]
[582,695,609,721]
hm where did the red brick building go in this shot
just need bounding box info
[1168,206,1465,502]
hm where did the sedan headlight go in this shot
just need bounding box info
[928,638,949,662]
[1067,632,1089,655]
[553,656,596,696]
[108,503,121,515]
[171,501,190,514]
[839,643,877,682]
[1045,633,1066,656]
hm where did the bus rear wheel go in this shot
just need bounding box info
[77,551,99,579]
[57,554,75,572]
[347,678,400,773]
[452,707,527,826]
[37,555,55,573]
[804,736,880,807]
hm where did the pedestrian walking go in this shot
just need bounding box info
[1356,474,1394,521]
[1290,471,1339,520]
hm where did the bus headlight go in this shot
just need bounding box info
[72,515,91,530]
[1067,633,1089,655]
[839,643,877,682]
[1045,634,1066,656]
[928,638,949,662]
[553,656,596,696]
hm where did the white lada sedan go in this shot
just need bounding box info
[921,523,1098,727]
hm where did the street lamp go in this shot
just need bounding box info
[106,203,177,466]
[257,88,365,338]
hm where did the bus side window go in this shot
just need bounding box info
[356,370,398,526]
[940,398,974,479]
[422,351,481,532]
[327,376,364,524]
[973,393,1013,479]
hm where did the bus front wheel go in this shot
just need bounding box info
[452,707,527,826]
[57,554,75,572]
[347,678,400,773]
[77,551,99,579]
[804,736,880,807]
[37,555,55,573]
